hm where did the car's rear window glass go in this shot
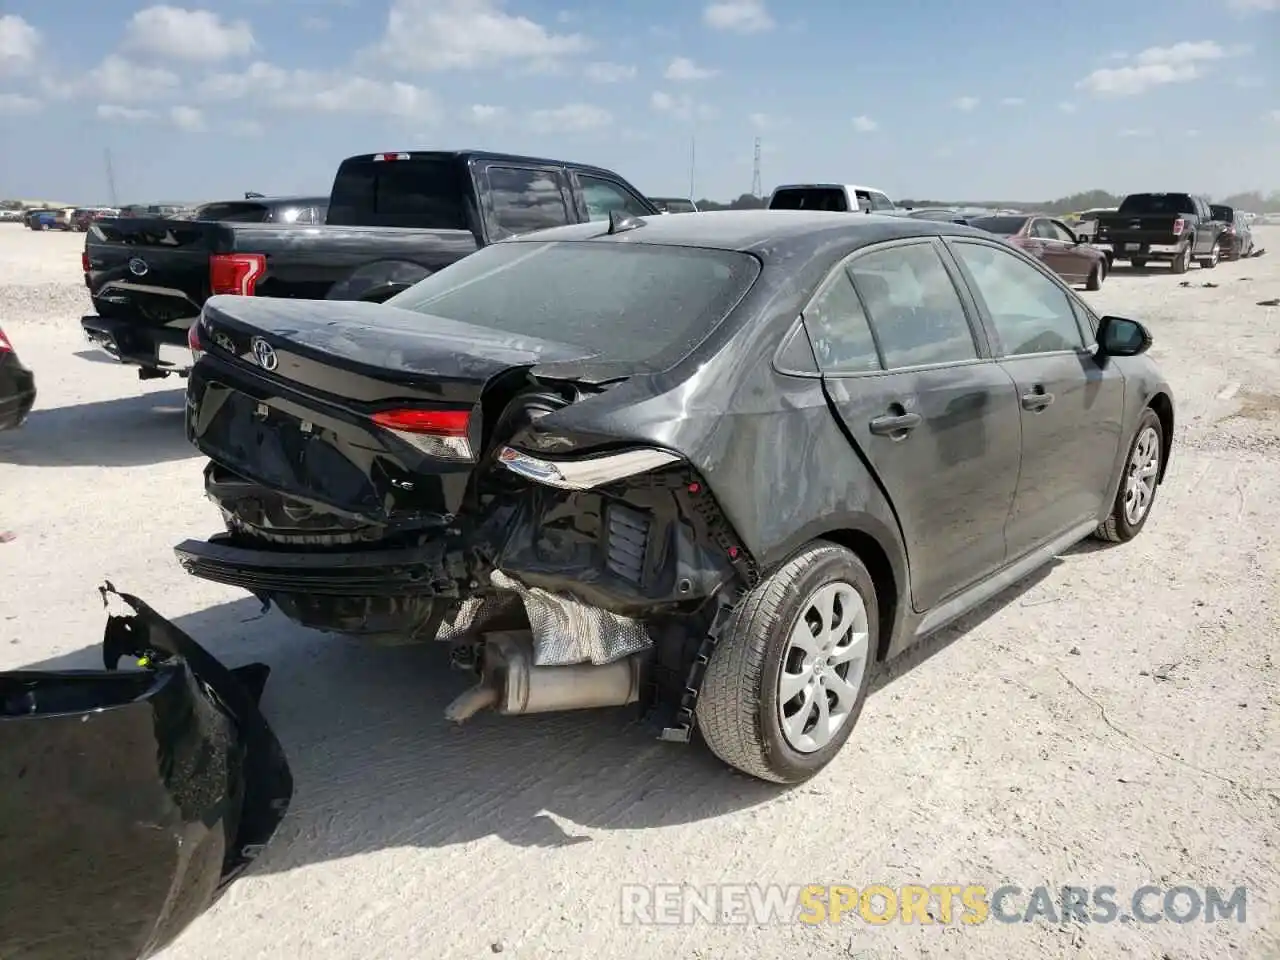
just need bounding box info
[327,157,469,229]
[193,202,271,222]
[769,188,849,212]
[1117,194,1196,215]
[384,240,760,370]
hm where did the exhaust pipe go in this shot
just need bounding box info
[444,631,644,722]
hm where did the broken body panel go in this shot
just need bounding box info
[0,585,292,960]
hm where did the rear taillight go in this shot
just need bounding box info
[187,321,204,362]
[371,408,474,460]
[209,253,266,296]
[372,152,411,161]
[1225,226,1236,235]
[81,252,89,273]
[0,327,12,353]
[1172,218,1185,236]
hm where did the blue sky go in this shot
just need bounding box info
[0,0,1277,205]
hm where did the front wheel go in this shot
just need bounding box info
[1086,261,1105,291]
[1094,408,1164,544]
[697,542,878,784]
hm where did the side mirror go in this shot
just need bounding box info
[1097,316,1152,357]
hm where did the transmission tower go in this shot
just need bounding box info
[751,137,762,197]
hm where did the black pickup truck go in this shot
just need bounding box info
[1091,192,1227,274]
[80,150,659,380]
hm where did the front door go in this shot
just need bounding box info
[805,239,1023,612]
[1040,219,1092,283]
[946,238,1126,558]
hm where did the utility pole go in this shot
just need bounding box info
[688,133,696,201]
[751,137,762,198]
[103,147,118,206]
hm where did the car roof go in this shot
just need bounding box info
[771,183,886,195]
[341,149,633,183]
[508,209,988,261]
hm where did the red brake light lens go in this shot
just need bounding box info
[1172,218,1185,235]
[81,252,90,273]
[370,408,473,460]
[0,327,12,353]
[187,321,204,361]
[209,253,266,296]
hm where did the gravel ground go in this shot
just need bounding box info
[1,226,1277,960]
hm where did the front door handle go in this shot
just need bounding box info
[869,412,922,436]
[1021,388,1054,411]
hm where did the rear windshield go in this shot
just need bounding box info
[327,156,469,229]
[1118,193,1196,215]
[1210,205,1232,221]
[969,216,1028,235]
[193,202,271,222]
[769,187,849,212]
[383,240,760,370]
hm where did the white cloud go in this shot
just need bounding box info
[467,103,507,123]
[1235,76,1263,87]
[198,61,440,120]
[0,14,40,74]
[650,90,715,122]
[954,95,979,111]
[1059,101,1078,113]
[703,0,774,33]
[228,118,264,136]
[526,102,611,133]
[170,104,206,130]
[0,91,40,114]
[851,115,877,132]
[96,104,156,122]
[1225,0,1278,10]
[124,6,255,62]
[302,15,329,31]
[369,0,588,72]
[1000,96,1025,106]
[78,56,181,103]
[1076,41,1233,97]
[664,56,718,81]
[1119,127,1152,137]
[584,61,635,83]
[1270,109,1280,122]
[749,111,770,130]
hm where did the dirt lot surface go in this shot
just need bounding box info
[1,227,1277,960]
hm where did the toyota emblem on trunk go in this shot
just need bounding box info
[250,337,278,371]
[128,257,148,277]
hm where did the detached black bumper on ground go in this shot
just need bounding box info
[0,584,293,960]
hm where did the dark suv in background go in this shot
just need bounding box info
[1209,204,1255,260]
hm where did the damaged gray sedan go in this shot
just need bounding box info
[174,209,1174,783]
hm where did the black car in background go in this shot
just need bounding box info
[0,324,36,431]
[174,210,1174,785]
[1209,205,1255,260]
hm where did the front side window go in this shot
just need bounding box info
[951,241,1085,356]
[869,192,894,212]
[848,243,978,368]
[487,166,571,236]
[803,271,881,373]
[578,175,651,221]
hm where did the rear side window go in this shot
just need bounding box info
[383,240,759,371]
[769,188,849,212]
[803,272,881,373]
[848,243,978,369]
[486,166,571,236]
[327,157,469,229]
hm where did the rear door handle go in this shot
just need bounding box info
[1021,389,1054,411]
[869,412,922,436]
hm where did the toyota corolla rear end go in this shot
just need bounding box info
[175,235,763,729]
[0,325,36,431]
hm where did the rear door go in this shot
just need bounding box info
[946,237,1124,559]
[807,238,1022,612]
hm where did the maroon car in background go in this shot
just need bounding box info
[969,214,1109,290]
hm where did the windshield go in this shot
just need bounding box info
[769,187,849,212]
[969,216,1028,235]
[384,240,760,370]
[1118,193,1196,215]
[327,156,468,229]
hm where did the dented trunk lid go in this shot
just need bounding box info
[188,296,603,526]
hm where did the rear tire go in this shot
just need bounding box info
[1086,261,1105,291]
[1170,245,1191,274]
[697,542,878,784]
[1093,408,1164,544]
[1198,242,1221,269]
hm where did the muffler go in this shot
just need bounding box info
[444,631,644,722]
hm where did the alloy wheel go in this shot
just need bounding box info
[776,580,871,753]
[1124,426,1160,526]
